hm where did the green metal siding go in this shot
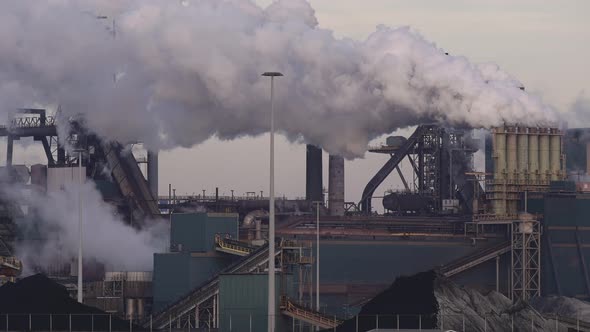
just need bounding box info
[153,253,236,311]
[219,274,292,332]
[170,212,238,252]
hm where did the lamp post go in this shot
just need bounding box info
[312,201,322,323]
[262,71,283,332]
[73,149,85,303]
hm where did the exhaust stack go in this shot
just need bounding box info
[328,155,345,216]
[306,144,323,202]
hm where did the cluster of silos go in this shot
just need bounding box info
[491,126,564,215]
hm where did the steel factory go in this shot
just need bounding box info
[1,106,590,331]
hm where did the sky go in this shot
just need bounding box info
[2,0,589,213]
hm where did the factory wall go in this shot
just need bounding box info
[170,212,238,252]
[152,253,236,311]
[538,193,590,299]
[46,166,86,192]
[301,238,504,317]
[152,212,240,310]
[218,274,293,332]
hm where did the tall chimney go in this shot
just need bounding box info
[328,155,345,216]
[147,151,159,200]
[306,144,323,202]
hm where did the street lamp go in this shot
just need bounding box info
[262,71,283,332]
[312,201,322,323]
[73,148,85,303]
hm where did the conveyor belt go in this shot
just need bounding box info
[280,297,342,329]
[101,143,160,221]
[214,235,257,256]
[439,241,510,277]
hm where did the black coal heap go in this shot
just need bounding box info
[328,270,439,332]
[0,274,137,331]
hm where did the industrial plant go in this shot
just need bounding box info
[1,105,590,331]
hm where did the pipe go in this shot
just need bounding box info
[517,127,528,182]
[539,128,550,182]
[242,209,268,227]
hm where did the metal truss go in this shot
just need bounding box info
[511,218,541,302]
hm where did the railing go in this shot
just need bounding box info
[2,312,588,331]
[280,297,343,329]
[214,235,256,256]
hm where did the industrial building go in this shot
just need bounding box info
[2,108,590,330]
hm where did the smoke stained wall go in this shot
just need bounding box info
[0,0,558,159]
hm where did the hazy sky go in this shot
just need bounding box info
[2,0,589,213]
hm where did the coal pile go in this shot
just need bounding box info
[327,270,439,332]
[0,274,137,331]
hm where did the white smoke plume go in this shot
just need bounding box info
[2,181,168,274]
[0,0,559,158]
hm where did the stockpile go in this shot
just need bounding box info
[328,271,439,331]
[328,270,574,332]
[0,274,136,331]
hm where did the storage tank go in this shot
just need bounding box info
[539,128,550,182]
[493,127,507,180]
[382,193,430,213]
[528,128,539,182]
[328,155,345,216]
[506,127,518,181]
[549,129,562,181]
[136,299,145,319]
[517,127,529,181]
[126,298,135,319]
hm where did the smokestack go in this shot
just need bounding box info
[306,144,323,202]
[328,155,345,216]
[147,151,158,200]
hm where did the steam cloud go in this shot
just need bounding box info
[0,0,558,158]
[1,181,168,274]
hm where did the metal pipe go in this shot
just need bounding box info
[315,201,321,329]
[78,150,83,303]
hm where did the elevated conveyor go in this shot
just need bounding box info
[100,143,160,222]
[214,235,257,256]
[439,241,511,277]
[280,297,343,329]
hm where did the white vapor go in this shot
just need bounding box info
[0,0,559,158]
[3,181,168,274]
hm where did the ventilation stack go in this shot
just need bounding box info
[306,144,323,202]
[328,155,345,216]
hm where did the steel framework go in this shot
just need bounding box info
[511,217,541,301]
